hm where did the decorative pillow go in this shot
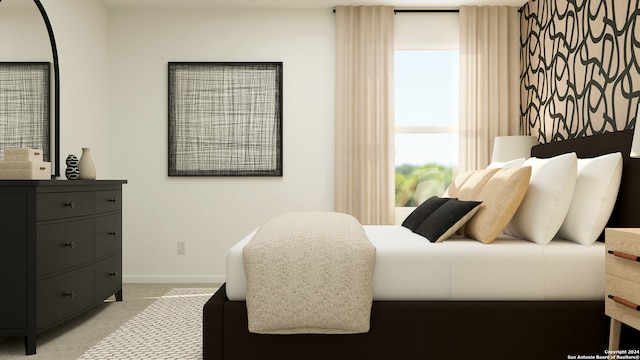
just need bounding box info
[504,152,578,245]
[413,198,482,243]
[443,170,474,198]
[454,168,500,235]
[401,196,450,232]
[555,152,623,245]
[463,166,532,244]
[455,168,500,201]
[486,157,526,169]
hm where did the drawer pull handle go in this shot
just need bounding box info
[64,201,75,209]
[109,272,118,277]
[608,295,640,311]
[109,231,118,237]
[607,250,640,262]
[109,198,118,204]
[64,242,75,249]
[63,291,76,299]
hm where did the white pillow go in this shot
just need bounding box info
[555,153,623,245]
[486,158,526,169]
[504,152,577,245]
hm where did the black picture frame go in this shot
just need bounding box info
[168,62,283,176]
[0,62,51,166]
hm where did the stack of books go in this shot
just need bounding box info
[0,148,51,180]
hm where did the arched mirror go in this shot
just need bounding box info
[0,0,60,177]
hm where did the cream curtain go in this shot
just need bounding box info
[334,6,395,225]
[459,6,521,172]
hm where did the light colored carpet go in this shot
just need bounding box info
[0,283,218,360]
[78,288,216,360]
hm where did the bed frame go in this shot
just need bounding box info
[203,130,640,360]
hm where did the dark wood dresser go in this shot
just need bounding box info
[0,179,127,355]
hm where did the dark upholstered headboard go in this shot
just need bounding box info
[531,129,640,232]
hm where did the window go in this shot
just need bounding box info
[395,51,459,207]
[394,12,459,208]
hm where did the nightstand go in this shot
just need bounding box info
[605,228,640,352]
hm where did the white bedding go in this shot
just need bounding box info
[226,225,605,301]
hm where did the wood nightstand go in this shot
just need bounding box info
[605,228,640,352]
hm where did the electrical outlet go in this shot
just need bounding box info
[177,241,186,255]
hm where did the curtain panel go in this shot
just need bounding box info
[334,6,395,225]
[459,6,521,172]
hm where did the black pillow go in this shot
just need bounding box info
[401,196,450,232]
[414,199,482,243]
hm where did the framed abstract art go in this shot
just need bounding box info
[168,62,283,176]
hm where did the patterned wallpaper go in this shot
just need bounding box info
[520,0,640,143]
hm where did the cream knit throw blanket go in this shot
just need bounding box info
[243,211,376,334]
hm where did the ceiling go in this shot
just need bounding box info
[0,0,528,9]
[98,0,528,9]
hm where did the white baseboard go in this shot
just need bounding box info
[123,275,226,284]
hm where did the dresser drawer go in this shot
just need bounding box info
[36,219,93,276]
[95,190,122,214]
[36,265,94,330]
[96,213,122,258]
[95,253,122,301]
[37,192,93,221]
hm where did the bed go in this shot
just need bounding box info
[203,130,640,360]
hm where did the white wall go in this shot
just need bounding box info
[1,3,336,283]
[43,0,110,175]
[0,2,50,60]
[107,7,336,282]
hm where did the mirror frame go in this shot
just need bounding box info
[33,0,60,177]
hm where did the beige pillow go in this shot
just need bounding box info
[453,168,499,235]
[443,170,474,197]
[455,168,500,201]
[464,166,532,244]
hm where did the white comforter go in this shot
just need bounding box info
[228,225,605,301]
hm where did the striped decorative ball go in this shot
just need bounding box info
[65,154,80,180]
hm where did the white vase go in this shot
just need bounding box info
[78,147,96,180]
